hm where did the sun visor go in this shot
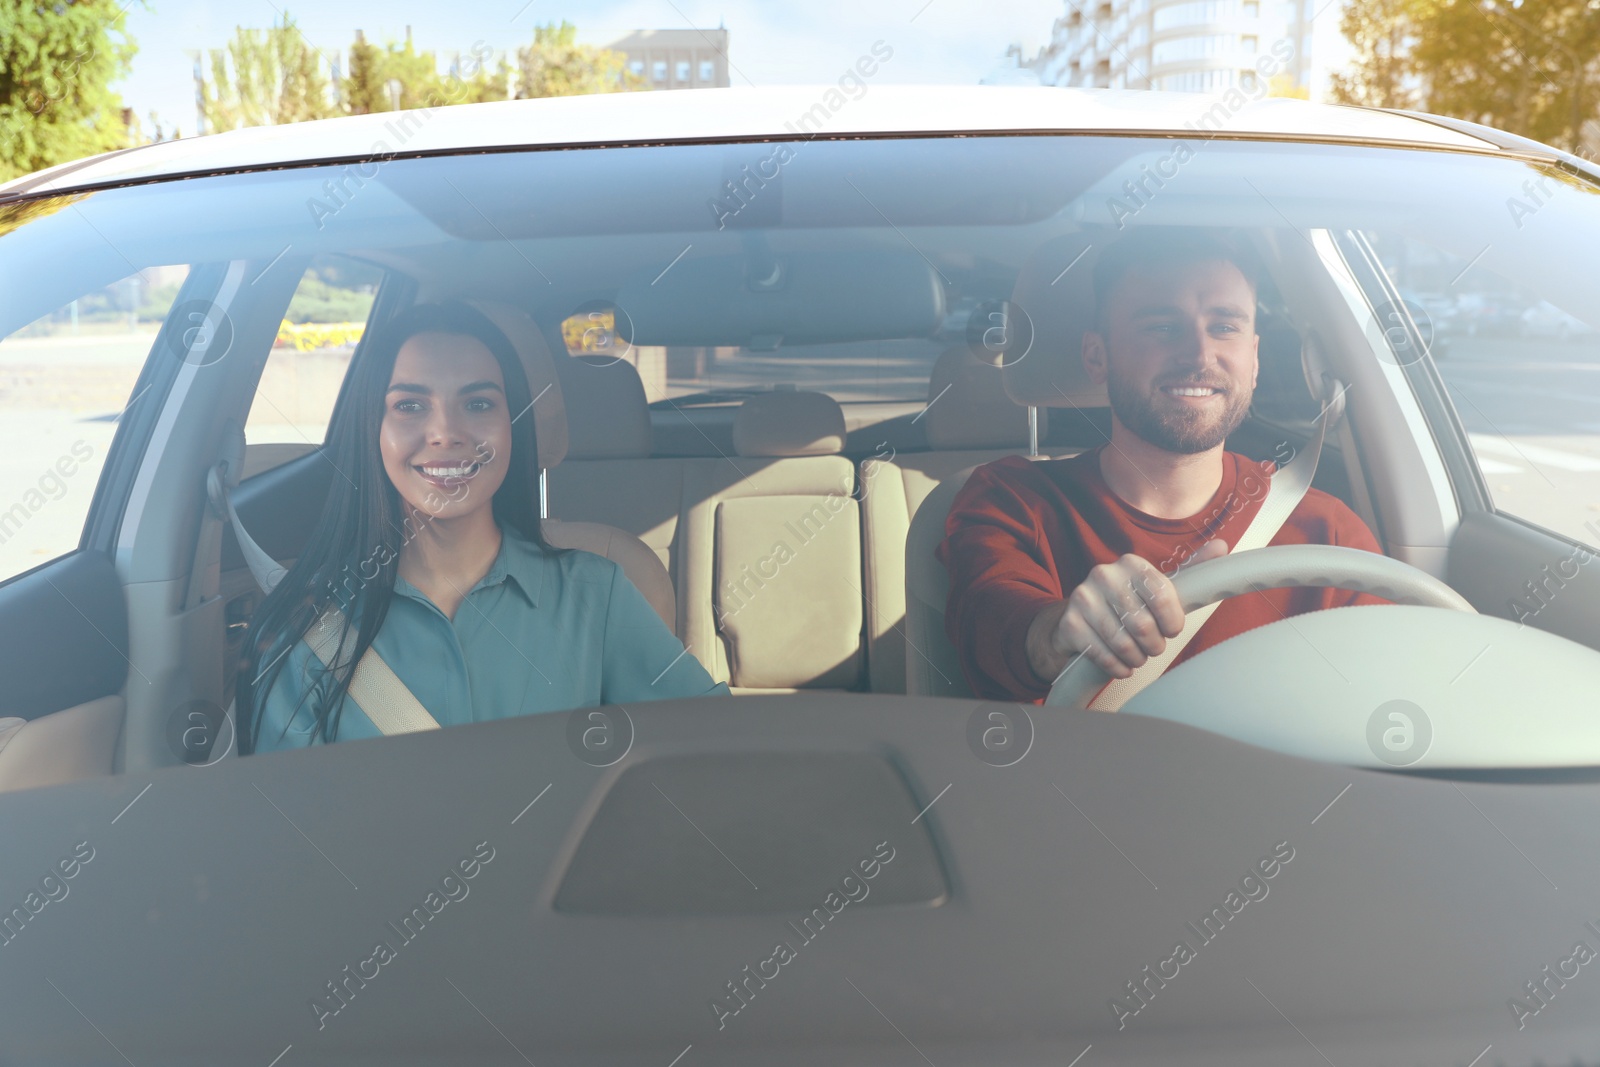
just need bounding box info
[614,246,946,349]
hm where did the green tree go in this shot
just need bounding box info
[513,21,646,99]
[200,13,338,133]
[340,31,385,115]
[0,0,137,182]
[449,49,514,105]
[340,32,509,115]
[339,31,439,113]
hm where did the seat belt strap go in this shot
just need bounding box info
[1086,379,1348,711]
[204,419,287,595]
[302,606,442,736]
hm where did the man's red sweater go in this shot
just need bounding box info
[936,446,1388,703]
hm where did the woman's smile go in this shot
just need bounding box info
[413,460,485,488]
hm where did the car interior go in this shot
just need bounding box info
[221,231,1419,708]
[1,134,1599,791]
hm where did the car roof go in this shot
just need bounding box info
[2,85,1516,199]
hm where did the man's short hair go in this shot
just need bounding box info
[1091,229,1261,334]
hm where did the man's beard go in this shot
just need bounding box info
[1106,365,1253,455]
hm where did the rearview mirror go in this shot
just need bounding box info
[615,246,946,348]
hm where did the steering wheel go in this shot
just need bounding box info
[1046,545,1476,711]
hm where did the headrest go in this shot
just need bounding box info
[1254,314,1321,422]
[923,345,1045,450]
[1001,232,1110,410]
[733,391,846,457]
[557,356,653,459]
[472,301,568,469]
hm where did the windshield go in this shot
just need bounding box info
[3,130,1600,1066]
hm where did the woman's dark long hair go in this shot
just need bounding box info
[239,301,551,753]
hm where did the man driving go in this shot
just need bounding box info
[938,229,1388,704]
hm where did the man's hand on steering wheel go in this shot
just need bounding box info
[1025,539,1230,683]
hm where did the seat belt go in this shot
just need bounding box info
[207,421,440,736]
[301,605,441,736]
[1085,378,1348,711]
[205,419,286,594]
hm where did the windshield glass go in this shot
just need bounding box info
[4,135,1599,667]
[3,129,1600,1066]
[2,135,1598,668]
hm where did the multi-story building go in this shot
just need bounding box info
[1028,0,1338,100]
[605,28,731,91]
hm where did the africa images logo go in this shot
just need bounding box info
[708,841,897,1030]
[966,703,1034,767]
[1108,841,1296,1029]
[308,841,496,1030]
[1365,699,1432,767]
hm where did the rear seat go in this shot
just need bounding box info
[694,393,862,691]
[471,304,675,628]
[548,362,866,692]
[547,356,677,575]
[860,345,1081,694]
[551,344,1090,695]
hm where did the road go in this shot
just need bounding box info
[1435,335,1600,546]
[0,332,328,582]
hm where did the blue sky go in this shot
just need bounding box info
[115,0,1064,136]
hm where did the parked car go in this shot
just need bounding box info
[1456,290,1529,336]
[2,86,1599,1066]
[1520,298,1597,339]
[1410,291,1463,337]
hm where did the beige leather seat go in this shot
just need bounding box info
[862,346,1080,694]
[693,392,862,692]
[0,698,123,795]
[902,234,1106,696]
[546,355,678,578]
[473,303,675,629]
[548,371,865,691]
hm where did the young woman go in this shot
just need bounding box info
[240,302,724,753]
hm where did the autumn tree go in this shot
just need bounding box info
[1419,0,1600,150]
[0,0,137,182]
[1267,73,1310,99]
[1329,0,1422,109]
[200,13,338,133]
[513,21,646,98]
[1332,0,1600,150]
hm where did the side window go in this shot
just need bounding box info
[0,266,188,584]
[1371,234,1600,549]
[242,256,380,476]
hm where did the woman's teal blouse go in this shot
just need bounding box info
[252,524,725,750]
